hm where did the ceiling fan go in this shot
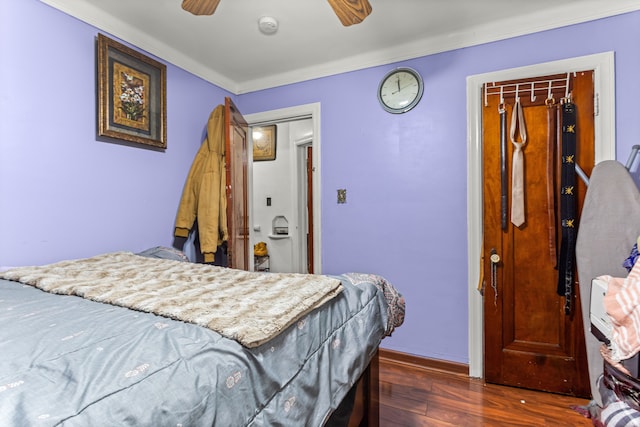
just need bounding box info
[181,0,372,26]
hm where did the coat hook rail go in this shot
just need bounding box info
[484,77,570,106]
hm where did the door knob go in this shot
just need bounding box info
[489,248,500,304]
[490,248,500,264]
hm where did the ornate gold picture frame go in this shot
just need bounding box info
[252,125,277,161]
[97,34,167,149]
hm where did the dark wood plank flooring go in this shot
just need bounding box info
[379,358,593,426]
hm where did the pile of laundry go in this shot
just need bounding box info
[579,240,640,426]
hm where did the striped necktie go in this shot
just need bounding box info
[510,99,527,227]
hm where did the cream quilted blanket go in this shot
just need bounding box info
[0,252,343,348]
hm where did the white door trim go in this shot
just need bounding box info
[293,139,312,274]
[466,52,616,378]
[244,103,323,273]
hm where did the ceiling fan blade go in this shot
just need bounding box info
[182,0,221,16]
[327,0,372,26]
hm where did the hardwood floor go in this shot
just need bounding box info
[379,357,594,426]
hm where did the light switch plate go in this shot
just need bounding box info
[337,189,346,204]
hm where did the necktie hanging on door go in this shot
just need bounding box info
[499,101,508,231]
[546,96,558,266]
[510,98,527,227]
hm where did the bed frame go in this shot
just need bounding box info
[348,350,380,427]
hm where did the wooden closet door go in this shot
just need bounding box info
[482,72,594,397]
[224,97,249,270]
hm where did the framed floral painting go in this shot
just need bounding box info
[97,34,167,149]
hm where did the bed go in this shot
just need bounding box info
[0,248,404,426]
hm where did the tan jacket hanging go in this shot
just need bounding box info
[174,105,228,263]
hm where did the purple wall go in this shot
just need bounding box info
[1,0,232,265]
[236,11,640,362]
[3,0,640,364]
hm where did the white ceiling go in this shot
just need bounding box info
[41,0,640,94]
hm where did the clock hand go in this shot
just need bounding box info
[395,81,418,94]
[392,83,411,95]
[397,75,401,93]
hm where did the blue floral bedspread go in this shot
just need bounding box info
[0,271,399,426]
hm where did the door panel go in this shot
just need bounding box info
[482,72,593,397]
[224,97,249,270]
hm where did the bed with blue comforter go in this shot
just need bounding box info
[0,249,404,426]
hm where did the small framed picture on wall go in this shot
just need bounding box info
[252,125,277,161]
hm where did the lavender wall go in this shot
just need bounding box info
[1,0,232,266]
[237,11,640,362]
[3,0,640,364]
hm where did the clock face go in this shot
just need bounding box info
[378,67,424,114]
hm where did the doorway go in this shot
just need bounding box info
[466,52,616,380]
[250,119,313,273]
[244,103,323,274]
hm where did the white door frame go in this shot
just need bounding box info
[293,136,313,274]
[244,103,323,273]
[466,52,616,378]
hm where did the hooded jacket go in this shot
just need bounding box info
[174,105,228,263]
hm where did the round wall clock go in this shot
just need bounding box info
[377,67,424,114]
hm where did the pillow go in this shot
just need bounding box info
[137,246,189,262]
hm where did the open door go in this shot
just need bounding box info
[224,97,249,270]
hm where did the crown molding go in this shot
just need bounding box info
[238,1,640,93]
[39,0,239,93]
[39,0,640,95]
